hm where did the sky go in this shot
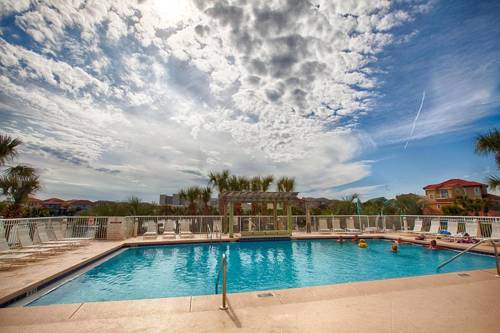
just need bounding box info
[0,0,498,202]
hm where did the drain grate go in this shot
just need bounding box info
[457,273,470,277]
[257,292,274,298]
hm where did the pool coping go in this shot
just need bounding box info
[0,233,497,307]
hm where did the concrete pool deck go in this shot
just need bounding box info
[0,233,499,332]
[0,269,499,332]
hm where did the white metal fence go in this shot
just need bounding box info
[1,215,499,242]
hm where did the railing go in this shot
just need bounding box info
[0,216,111,246]
[437,238,500,276]
[215,254,228,310]
[1,214,499,242]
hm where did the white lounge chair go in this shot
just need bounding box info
[318,218,331,234]
[179,220,194,238]
[52,223,94,241]
[410,219,424,233]
[143,221,158,239]
[418,219,440,236]
[162,220,177,239]
[332,218,345,233]
[445,220,463,241]
[346,217,361,233]
[0,231,53,257]
[36,224,83,247]
[16,226,70,252]
[464,221,481,239]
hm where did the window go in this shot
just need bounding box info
[474,187,481,196]
[439,189,448,198]
[437,204,441,209]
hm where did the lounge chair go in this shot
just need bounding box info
[16,226,71,251]
[52,223,94,241]
[464,221,481,239]
[179,220,194,238]
[0,232,53,257]
[444,220,463,241]
[162,220,177,239]
[318,218,331,234]
[346,217,361,233]
[490,223,500,238]
[36,224,83,247]
[332,218,345,233]
[410,219,424,233]
[418,219,440,236]
[143,221,158,239]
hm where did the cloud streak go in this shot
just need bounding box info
[404,91,425,150]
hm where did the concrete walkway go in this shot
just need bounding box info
[0,269,498,332]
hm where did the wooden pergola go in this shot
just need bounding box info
[219,191,299,238]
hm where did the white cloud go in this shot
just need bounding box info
[0,0,433,200]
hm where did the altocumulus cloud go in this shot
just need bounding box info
[0,0,430,200]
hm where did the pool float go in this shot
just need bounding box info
[358,240,368,248]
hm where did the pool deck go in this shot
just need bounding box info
[0,233,499,332]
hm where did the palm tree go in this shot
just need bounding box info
[475,128,500,190]
[0,134,22,167]
[0,166,41,217]
[276,176,295,192]
[185,186,201,214]
[208,169,230,215]
[200,186,212,215]
[261,175,274,191]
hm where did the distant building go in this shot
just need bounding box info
[159,193,187,206]
[42,198,67,215]
[423,178,499,215]
[67,200,94,212]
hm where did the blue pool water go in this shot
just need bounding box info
[29,240,496,306]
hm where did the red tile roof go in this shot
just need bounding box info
[423,179,486,190]
[42,198,66,204]
[68,200,94,205]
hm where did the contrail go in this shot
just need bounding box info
[404,91,425,150]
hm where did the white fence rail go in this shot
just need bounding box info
[1,215,499,242]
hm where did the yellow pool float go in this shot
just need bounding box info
[358,240,368,248]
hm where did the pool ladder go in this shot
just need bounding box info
[437,238,500,277]
[215,254,228,310]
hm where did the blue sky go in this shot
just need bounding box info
[0,0,498,201]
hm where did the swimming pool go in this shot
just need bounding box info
[28,240,496,306]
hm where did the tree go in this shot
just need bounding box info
[0,134,22,166]
[474,128,500,190]
[208,169,230,216]
[0,165,41,217]
[276,176,295,192]
[200,186,212,215]
[393,193,424,215]
[185,186,201,214]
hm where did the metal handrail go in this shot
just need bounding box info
[207,224,212,242]
[437,238,500,277]
[215,254,228,310]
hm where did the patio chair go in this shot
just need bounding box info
[418,219,440,236]
[0,231,54,257]
[143,221,158,239]
[162,220,177,239]
[318,218,331,234]
[346,217,361,233]
[16,225,70,252]
[464,221,481,239]
[36,224,83,247]
[491,223,500,238]
[444,220,463,241]
[410,219,424,233]
[52,223,94,241]
[332,218,345,233]
[179,220,194,238]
